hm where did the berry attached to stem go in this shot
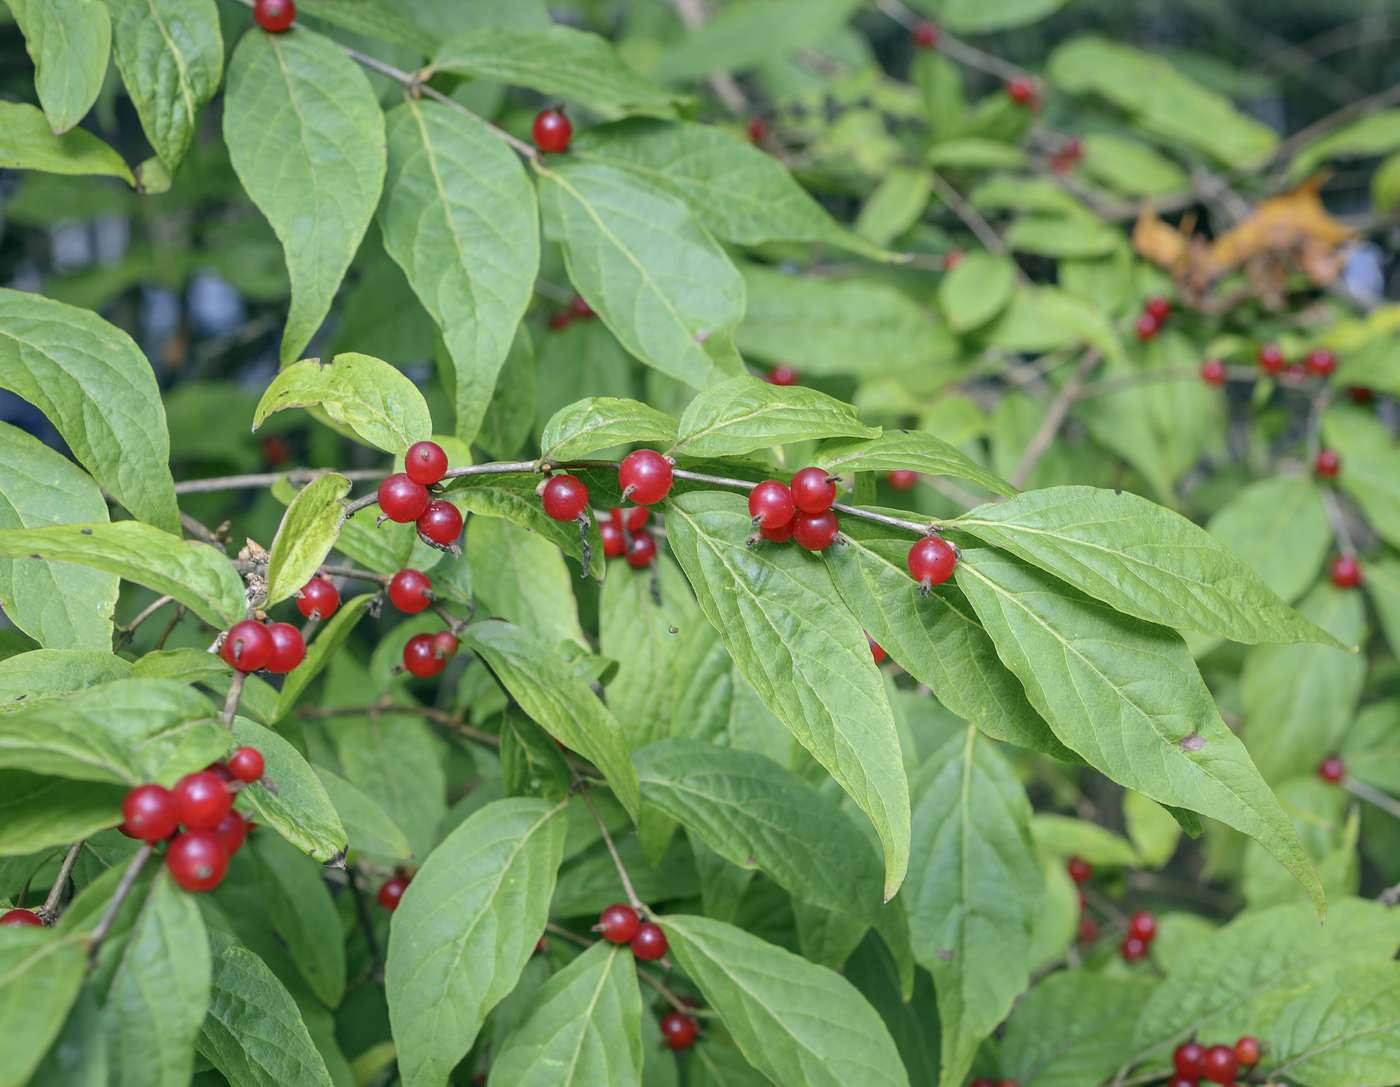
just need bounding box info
[542,475,590,522]
[759,519,796,543]
[1174,1042,1206,1079]
[618,450,674,505]
[389,569,433,614]
[630,921,668,960]
[174,771,233,831]
[1331,555,1361,589]
[0,908,42,926]
[228,747,265,784]
[167,830,229,892]
[660,1011,698,1051]
[597,903,641,943]
[790,467,837,513]
[417,500,463,548]
[793,510,839,551]
[1127,910,1157,942]
[749,480,796,528]
[908,536,957,589]
[265,622,306,674]
[405,440,448,485]
[220,620,273,672]
[378,877,409,910]
[431,631,460,661]
[1201,358,1227,385]
[1235,1037,1260,1067]
[253,0,295,32]
[404,633,446,678]
[121,784,180,841]
[378,473,430,523]
[1145,297,1172,322]
[1318,755,1345,783]
[533,109,572,153]
[1201,1045,1239,1085]
[297,576,339,620]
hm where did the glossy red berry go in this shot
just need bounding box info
[1350,386,1374,402]
[1201,359,1227,386]
[747,117,769,143]
[1318,755,1345,783]
[1201,1045,1239,1085]
[611,507,649,532]
[405,440,448,485]
[534,935,548,955]
[261,435,290,466]
[1168,1077,1197,1087]
[167,830,229,892]
[660,1011,698,1051]
[265,622,306,674]
[417,500,463,548]
[297,576,339,620]
[943,248,965,272]
[867,632,886,664]
[626,532,658,568]
[600,521,625,558]
[174,771,233,831]
[912,19,940,48]
[253,0,295,32]
[1120,935,1148,963]
[1305,349,1336,377]
[1007,75,1035,104]
[908,536,957,586]
[1314,449,1340,478]
[220,620,273,672]
[206,761,235,783]
[542,475,590,521]
[431,631,460,660]
[1174,1041,1207,1078]
[1067,857,1092,884]
[227,747,265,784]
[631,921,668,960]
[887,469,918,491]
[749,481,796,528]
[760,519,795,543]
[122,784,180,841]
[1127,910,1157,943]
[619,450,674,505]
[794,510,839,551]
[1077,915,1099,942]
[790,467,837,514]
[1234,1037,1260,1067]
[1145,297,1172,322]
[212,811,248,856]
[378,877,409,910]
[404,633,446,678]
[389,569,433,613]
[1257,344,1285,374]
[1331,555,1361,589]
[1135,312,1160,341]
[533,109,572,153]
[0,908,42,926]
[598,904,641,943]
[378,473,430,522]
[766,365,799,386]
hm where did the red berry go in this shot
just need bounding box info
[1201,1045,1239,1085]
[1234,1037,1260,1067]
[220,620,273,672]
[867,632,886,664]
[598,904,641,943]
[887,469,918,491]
[1257,344,1284,374]
[1287,362,1308,383]
[1350,386,1373,403]
[1067,857,1092,884]
[1174,1042,1207,1078]
[760,519,796,543]
[1063,137,1083,161]
[1318,755,1345,783]
[1078,915,1099,942]
[1315,449,1341,478]
[626,531,658,568]
[600,521,625,558]
[542,475,589,521]
[1127,910,1157,942]
[121,784,180,841]
[206,761,235,783]
[532,109,572,153]
[1305,349,1336,377]
[174,771,233,831]
[389,569,433,613]
[227,747,265,784]
[378,473,430,523]
[0,908,41,926]
[1135,312,1160,341]
[431,631,460,660]
[253,0,295,32]
[534,935,548,955]
[746,117,769,143]
[766,365,800,386]
[549,311,572,331]
[618,450,674,505]
[660,1011,698,1051]
[166,830,229,892]
[611,507,649,532]
[378,877,409,910]
[297,576,339,620]
[943,248,965,272]
[212,811,248,856]
[568,294,594,320]
[265,622,306,674]
[405,440,448,485]
[1145,297,1172,322]
[908,536,957,586]
[1120,935,1148,963]
[793,510,839,551]
[1330,555,1361,589]
[790,466,837,514]
[260,435,290,467]
[1007,75,1035,104]
[404,633,446,678]
[630,921,668,960]
[1169,1077,1198,1087]
[971,1080,997,1087]
[912,19,940,47]
[749,481,796,528]
[417,500,463,548]
[1201,359,1227,386]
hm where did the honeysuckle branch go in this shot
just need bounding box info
[87,842,154,963]
[872,0,1031,82]
[1344,776,1400,820]
[114,594,175,650]
[221,672,246,728]
[580,785,646,915]
[174,467,384,494]
[152,605,186,651]
[1010,352,1102,488]
[928,170,1018,263]
[37,840,84,925]
[317,565,390,585]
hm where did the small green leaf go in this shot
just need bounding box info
[673,375,879,458]
[856,166,932,247]
[817,430,1017,498]
[232,718,347,864]
[1272,962,1400,1087]
[273,592,374,723]
[1123,791,1182,870]
[939,251,1017,333]
[656,0,859,82]
[0,101,131,182]
[1001,973,1158,1087]
[920,0,1065,33]
[1004,216,1121,259]
[296,0,435,54]
[1078,134,1188,196]
[265,474,350,606]
[1031,814,1140,867]
[0,926,88,1087]
[249,831,345,1007]
[253,354,431,455]
[313,765,412,861]
[540,397,678,463]
[465,515,586,650]
[6,0,110,134]
[1206,476,1331,605]
[0,771,126,854]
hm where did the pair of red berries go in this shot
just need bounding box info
[549,294,595,331]
[749,469,839,550]
[404,630,459,678]
[379,875,410,910]
[1135,297,1172,341]
[1120,909,1158,963]
[765,365,799,386]
[596,903,669,960]
[253,0,294,32]
[1173,1037,1260,1087]
[600,507,658,568]
[221,619,305,674]
[378,442,463,548]
[297,575,340,620]
[533,109,572,153]
[1331,555,1361,589]
[1257,344,1336,378]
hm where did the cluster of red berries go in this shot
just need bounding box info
[1050,137,1083,174]
[1135,297,1173,342]
[1067,858,1158,961]
[533,108,572,153]
[596,902,670,962]
[600,507,658,568]
[1318,754,1346,783]
[379,873,411,910]
[1006,75,1039,110]
[549,293,595,331]
[765,365,799,386]
[1256,344,1336,381]
[1171,1037,1260,1087]
[253,0,295,32]
[377,441,463,550]
[118,749,264,892]
[541,451,676,569]
[911,19,940,48]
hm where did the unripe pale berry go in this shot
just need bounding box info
[793,510,839,551]
[297,576,339,620]
[253,0,295,32]
[265,622,306,674]
[227,747,265,784]
[618,450,674,505]
[378,473,430,522]
[378,877,409,910]
[121,784,180,841]
[174,771,233,831]
[533,109,572,153]
[630,921,668,960]
[908,536,957,586]
[598,903,640,943]
[221,620,273,672]
[404,633,446,678]
[790,467,837,514]
[749,480,796,527]
[0,908,41,926]
[660,1011,698,1051]
[542,475,589,521]
[389,569,433,613]
[167,831,229,892]
[405,440,448,485]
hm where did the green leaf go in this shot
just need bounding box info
[253,354,431,455]
[856,166,931,247]
[461,620,641,819]
[955,486,1345,647]
[1001,973,1158,1087]
[0,100,132,182]
[0,288,179,533]
[0,926,88,1087]
[487,941,643,1087]
[1031,814,1140,867]
[1272,962,1400,1087]
[386,797,568,1087]
[272,592,374,723]
[905,727,1042,1087]
[1366,557,1400,659]
[449,475,605,580]
[540,397,678,463]
[429,24,681,120]
[249,831,345,1007]
[1123,791,1182,870]
[265,473,350,606]
[660,914,911,1087]
[0,771,126,854]
[6,0,110,134]
[198,928,335,1087]
[232,718,347,864]
[224,28,385,366]
[817,430,1017,498]
[0,521,247,629]
[986,285,1122,363]
[912,0,1064,33]
[1287,109,1400,182]
[939,251,1016,333]
[955,548,1323,914]
[536,160,745,391]
[465,516,586,650]
[1004,216,1121,259]
[297,0,435,54]
[673,375,879,458]
[927,139,1026,170]
[665,490,909,900]
[380,99,538,446]
[105,0,222,173]
[1206,476,1331,604]
[656,0,859,81]
[1078,134,1188,197]
[313,765,412,861]
[0,422,117,651]
[1321,404,1400,551]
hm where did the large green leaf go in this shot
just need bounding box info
[1272,963,1400,1087]
[905,727,1042,1087]
[0,289,178,533]
[956,548,1322,913]
[0,521,247,629]
[254,354,431,455]
[1321,404,1400,551]
[0,100,132,182]
[380,99,538,446]
[249,831,344,1007]
[224,29,385,366]
[387,798,568,1087]
[661,914,910,1087]
[487,941,643,1087]
[1206,476,1331,604]
[265,473,349,606]
[0,648,131,712]
[816,430,1017,498]
[536,160,745,391]
[672,375,879,458]
[540,397,678,463]
[0,926,88,1087]
[464,514,586,651]
[6,0,110,134]
[232,718,347,863]
[955,486,1344,646]
[313,765,412,861]
[0,770,126,854]
[665,490,909,900]
[0,421,117,650]
[1001,973,1158,1087]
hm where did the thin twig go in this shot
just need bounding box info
[114,595,175,650]
[580,786,645,914]
[221,671,246,728]
[546,921,595,947]
[179,512,226,551]
[345,866,382,968]
[1321,486,1357,558]
[298,702,503,749]
[1009,353,1101,488]
[173,467,384,494]
[87,843,154,963]
[318,565,390,585]
[37,841,84,924]
[1345,776,1400,820]
[873,0,1029,81]
[928,170,1011,257]
[637,967,700,1015]
[1268,79,1400,168]
[152,604,186,651]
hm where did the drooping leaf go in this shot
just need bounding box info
[1206,476,1331,604]
[672,375,879,458]
[540,397,678,463]
[0,770,126,854]
[265,473,350,606]
[224,29,386,366]
[817,430,1017,498]
[6,0,110,134]
[272,592,374,723]
[232,718,347,864]
[0,101,132,182]
[386,798,569,1087]
[1032,814,1140,867]
[253,354,431,455]
[248,831,345,1007]
[465,514,586,651]
[1001,973,1158,1087]
[0,926,88,1087]
[313,765,412,861]
[940,251,1017,332]
[1271,962,1400,1087]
